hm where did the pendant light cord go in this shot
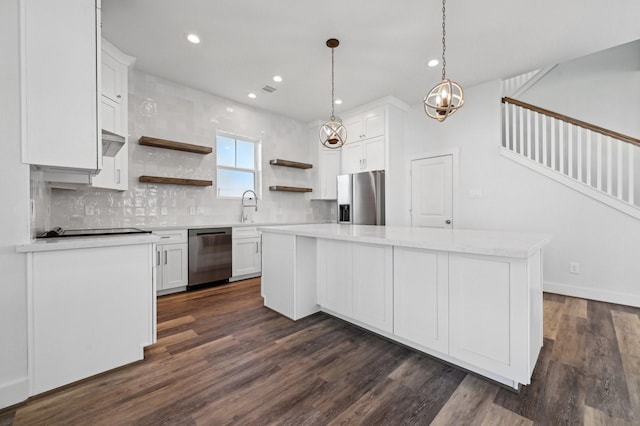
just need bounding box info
[331,46,335,120]
[441,0,447,81]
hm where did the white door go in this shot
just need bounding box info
[162,243,188,290]
[410,155,453,228]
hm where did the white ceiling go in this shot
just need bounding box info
[102,0,640,122]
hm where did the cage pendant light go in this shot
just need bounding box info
[319,38,347,149]
[424,0,464,121]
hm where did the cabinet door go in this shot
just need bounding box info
[113,145,128,190]
[362,109,384,139]
[344,115,363,140]
[22,0,99,171]
[394,248,448,353]
[320,149,340,199]
[91,155,116,189]
[161,243,188,290]
[232,237,262,277]
[101,96,122,134]
[318,240,353,317]
[363,136,385,171]
[341,141,363,174]
[449,253,529,382]
[352,243,393,332]
[101,52,122,104]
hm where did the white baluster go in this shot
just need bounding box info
[542,115,548,167]
[596,134,603,191]
[534,112,539,162]
[504,103,510,149]
[519,106,524,155]
[568,124,573,178]
[526,109,532,159]
[559,121,565,174]
[586,131,592,186]
[512,103,517,152]
[616,138,623,200]
[629,143,635,205]
[577,128,583,183]
[550,119,556,170]
[606,136,612,195]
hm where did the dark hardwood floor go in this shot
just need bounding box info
[3,278,640,425]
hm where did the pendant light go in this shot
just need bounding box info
[319,38,347,149]
[424,0,464,121]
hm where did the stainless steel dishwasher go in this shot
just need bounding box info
[188,228,232,287]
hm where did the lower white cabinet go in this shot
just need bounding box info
[231,227,262,280]
[26,242,156,395]
[154,230,188,295]
[394,247,449,354]
[318,239,393,333]
[262,233,319,320]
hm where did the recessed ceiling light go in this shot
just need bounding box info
[186,33,201,44]
[334,99,343,105]
[428,59,439,67]
[248,93,257,99]
[273,75,283,83]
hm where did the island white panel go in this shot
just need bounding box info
[318,240,353,317]
[353,244,393,333]
[394,247,449,353]
[262,233,295,318]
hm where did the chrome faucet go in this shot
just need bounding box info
[240,189,258,223]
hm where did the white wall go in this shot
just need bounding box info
[0,0,30,408]
[405,79,640,306]
[47,70,334,228]
[519,39,640,138]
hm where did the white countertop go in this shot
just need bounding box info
[17,234,161,253]
[143,220,332,232]
[259,224,553,258]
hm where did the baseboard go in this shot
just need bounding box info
[0,377,28,410]
[544,280,640,308]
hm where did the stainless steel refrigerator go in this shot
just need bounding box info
[337,170,385,225]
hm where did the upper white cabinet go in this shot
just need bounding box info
[91,39,135,191]
[342,135,385,174]
[21,0,101,173]
[344,108,384,141]
[308,122,341,200]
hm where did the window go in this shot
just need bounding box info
[216,132,261,198]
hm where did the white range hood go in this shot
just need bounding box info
[102,129,125,157]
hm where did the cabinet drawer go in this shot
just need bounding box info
[153,229,188,244]
[232,227,260,240]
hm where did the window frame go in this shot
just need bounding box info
[215,131,262,199]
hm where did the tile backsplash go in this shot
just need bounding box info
[44,70,335,230]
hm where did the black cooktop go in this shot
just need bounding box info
[37,227,151,239]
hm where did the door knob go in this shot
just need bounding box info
[445,220,451,224]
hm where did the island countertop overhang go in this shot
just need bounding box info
[258,224,552,259]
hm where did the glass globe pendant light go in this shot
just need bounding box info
[424,0,464,122]
[319,38,347,149]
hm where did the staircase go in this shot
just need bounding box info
[501,96,640,219]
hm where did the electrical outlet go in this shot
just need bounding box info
[84,205,95,216]
[189,207,197,215]
[569,262,580,274]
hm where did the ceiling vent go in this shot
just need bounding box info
[262,85,277,93]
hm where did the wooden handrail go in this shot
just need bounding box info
[502,97,640,147]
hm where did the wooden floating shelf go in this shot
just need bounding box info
[269,159,313,169]
[269,186,312,193]
[139,136,212,155]
[139,176,212,187]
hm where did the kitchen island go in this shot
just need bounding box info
[259,224,552,389]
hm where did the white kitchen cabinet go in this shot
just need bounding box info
[341,136,385,174]
[352,243,393,333]
[21,0,101,173]
[262,233,319,320]
[24,241,156,395]
[91,39,135,191]
[308,121,341,200]
[318,239,353,316]
[448,252,537,385]
[231,227,262,280]
[343,108,384,141]
[318,239,393,333]
[154,230,188,295]
[394,247,449,354]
